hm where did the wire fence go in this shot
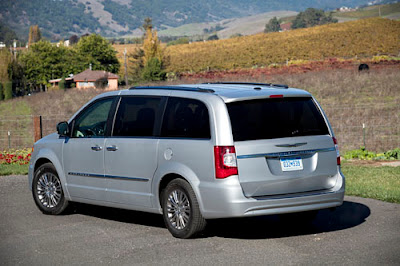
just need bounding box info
[0,104,399,152]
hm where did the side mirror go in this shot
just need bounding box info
[57,121,70,136]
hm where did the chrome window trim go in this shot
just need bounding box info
[237,147,336,159]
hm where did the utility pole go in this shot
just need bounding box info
[123,48,128,86]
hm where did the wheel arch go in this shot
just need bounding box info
[31,149,71,200]
[152,162,204,215]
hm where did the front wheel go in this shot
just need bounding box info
[162,179,206,238]
[32,162,69,215]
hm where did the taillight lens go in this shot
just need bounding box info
[214,146,238,179]
[333,137,340,165]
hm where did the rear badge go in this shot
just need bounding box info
[280,157,303,171]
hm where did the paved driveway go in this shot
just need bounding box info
[0,175,399,265]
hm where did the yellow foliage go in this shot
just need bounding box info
[165,18,400,73]
[143,28,163,65]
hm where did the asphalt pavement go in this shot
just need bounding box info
[0,175,399,265]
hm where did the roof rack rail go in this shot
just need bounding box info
[129,86,215,93]
[202,82,289,89]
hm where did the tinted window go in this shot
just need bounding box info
[227,97,329,141]
[113,96,162,137]
[161,97,210,139]
[72,98,114,138]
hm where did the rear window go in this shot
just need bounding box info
[227,97,329,141]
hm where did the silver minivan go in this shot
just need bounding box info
[28,82,345,238]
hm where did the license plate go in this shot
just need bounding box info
[280,157,303,172]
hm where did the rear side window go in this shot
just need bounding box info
[113,96,162,137]
[227,97,329,141]
[161,97,210,139]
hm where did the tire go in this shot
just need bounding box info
[32,162,69,215]
[161,179,206,239]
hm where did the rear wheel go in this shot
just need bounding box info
[32,163,69,215]
[162,179,206,238]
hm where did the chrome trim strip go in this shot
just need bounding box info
[68,172,149,182]
[237,147,335,159]
[275,142,307,148]
[105,174,148,182]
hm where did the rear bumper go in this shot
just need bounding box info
[198,170,345,219]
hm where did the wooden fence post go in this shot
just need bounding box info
[33,115,42,142]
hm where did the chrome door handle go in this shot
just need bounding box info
[106,145,118,151]
[91,145,102,151]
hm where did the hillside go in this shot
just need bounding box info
[164,18,400,73]
[158,11,298,38]
[0,0,371,40]
[333,2,400,21]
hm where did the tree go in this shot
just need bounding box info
[142,17,153,32]
[207,34,219,41]
[128,48,144,83]
[28,25,41,47]
[142,57,166,81]
[292,8,338,29]
[0,49,11,84]
[265,17,281,33]
[8,59,26,96]
[74,34,120,73]
[0,22,18,46]
[19,40,78,90]
[141,27,166,81]
[0,83,3,101]
[4,81,12,100]
[69,35,79,45]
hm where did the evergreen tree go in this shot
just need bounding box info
[0,83,4,101]
[28,25,41,47]
[264,17,281,33]
[142,57,166,81]
[4,81,12,100]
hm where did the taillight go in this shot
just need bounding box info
[269,94,283,98]
[214,146,238,179]
[333,137,340,166]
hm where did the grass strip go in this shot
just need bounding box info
[0,164,29,176]
[342,163,400,204]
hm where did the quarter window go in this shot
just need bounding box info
[161,97,210,139]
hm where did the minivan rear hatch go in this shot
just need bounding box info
[227,97,338,197]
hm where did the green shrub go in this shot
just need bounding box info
[4,81,12,100]
[344,147,400,160]
[385,148,400,160]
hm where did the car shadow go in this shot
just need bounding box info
[68,203,166,229]
[204,201,371,239]
[67,200,370,240]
